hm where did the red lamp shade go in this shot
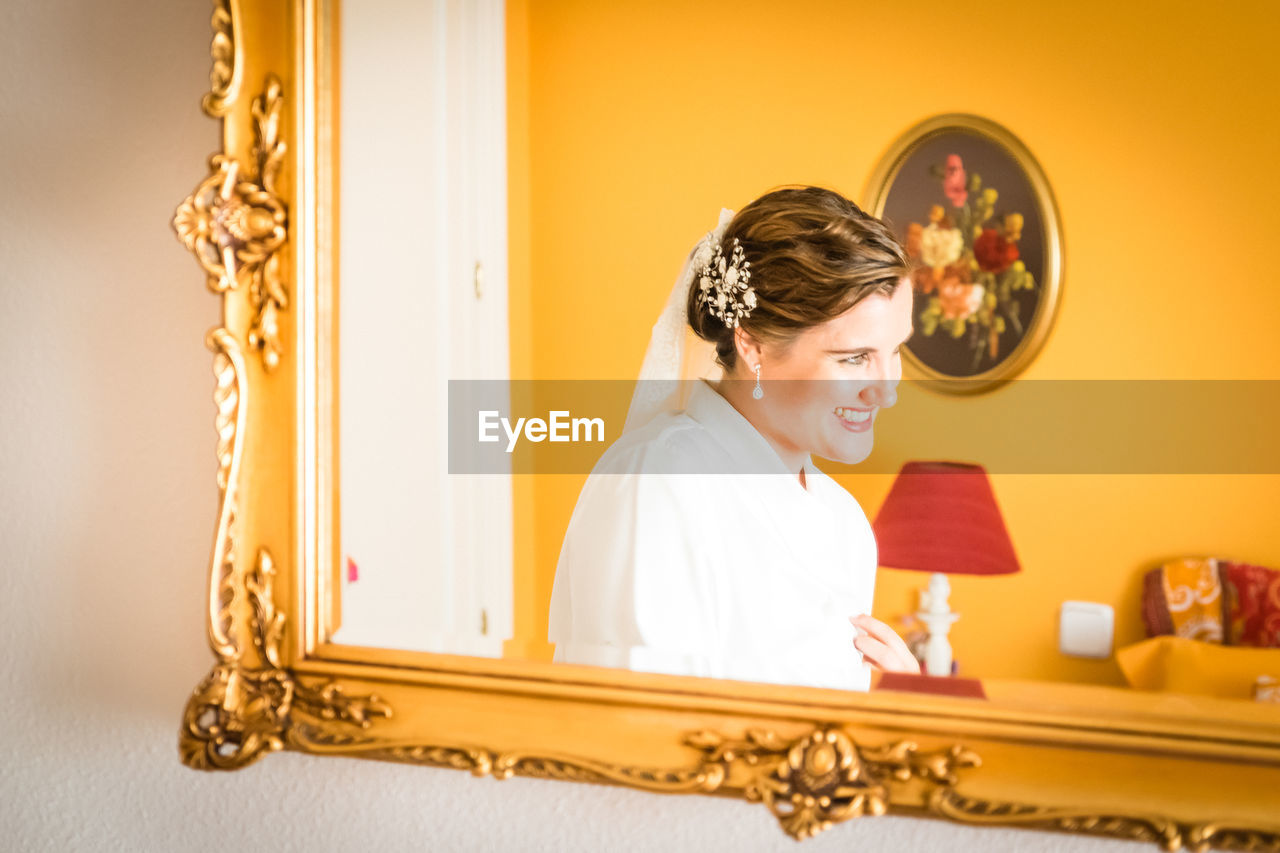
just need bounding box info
[872,461,1021,576]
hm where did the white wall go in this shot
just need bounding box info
[0,1,1139,850]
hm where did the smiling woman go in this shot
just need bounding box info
[547,186,922,688]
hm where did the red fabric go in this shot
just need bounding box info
[1141,567,1176,637]
[871,461,1021,576]
[1220,561,1280,648]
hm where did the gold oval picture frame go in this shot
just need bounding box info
[865,114,1064,394]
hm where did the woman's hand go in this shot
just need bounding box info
[849,613,921,674]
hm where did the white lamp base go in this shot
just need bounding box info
[917,572,960,676]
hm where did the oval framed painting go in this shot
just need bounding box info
[865,114,1063,393]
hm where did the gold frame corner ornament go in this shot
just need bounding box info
[173,61,288,372]
[171,3,1280,850]
[180,545,392,771]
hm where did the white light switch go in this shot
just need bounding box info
[1058,601,1114,659]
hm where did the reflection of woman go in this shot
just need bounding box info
[548,187,920,691]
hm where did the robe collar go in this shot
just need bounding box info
[684,378,820,486]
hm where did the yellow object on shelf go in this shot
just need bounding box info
[1116,635,1280,701]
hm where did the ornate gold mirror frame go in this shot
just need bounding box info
[172,2,1280,848]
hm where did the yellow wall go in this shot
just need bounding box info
[506,0,1280,683]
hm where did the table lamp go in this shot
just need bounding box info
[871,461,1021,676]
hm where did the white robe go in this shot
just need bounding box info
[547,379,877,691]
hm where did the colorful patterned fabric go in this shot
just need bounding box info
[1142,556,1280,649]
[1220,561,1280,648]
[1142,557,1225,642]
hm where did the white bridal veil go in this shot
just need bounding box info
[621,208,736,434]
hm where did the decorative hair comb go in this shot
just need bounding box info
[695,237,756,329]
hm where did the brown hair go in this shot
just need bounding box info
[687,185,911,370]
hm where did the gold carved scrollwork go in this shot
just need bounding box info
[180,546,392,771]
[173,75,288,371]
[371,744,725,793]
[685,727,978,840]
[929,789,1280,853]
[370,729,1280,850]
[176,1,374,774]
[203,328,242,660]
[202,0,241,117]
[360,727,976,842]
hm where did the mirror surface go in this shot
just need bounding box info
[330,0,1280,710]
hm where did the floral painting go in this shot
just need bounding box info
[872,117,1061,386]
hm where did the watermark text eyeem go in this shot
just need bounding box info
[477,410,605,453]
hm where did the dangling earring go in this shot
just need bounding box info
[752,363,764,400]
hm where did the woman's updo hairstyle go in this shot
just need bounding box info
[687,185,911,371]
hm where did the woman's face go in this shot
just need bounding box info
[742,280,914,466]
